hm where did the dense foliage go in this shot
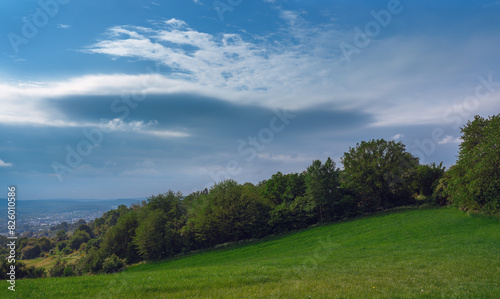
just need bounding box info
[341,139,419,211]
[446,114,500,214]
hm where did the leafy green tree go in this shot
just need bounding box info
[56,230,68,241]
[74,219,86,226]
[75,224,93,238]
[413,162,446,197]
[262,172,289,205]
[21,244,41,259]
[134,209,178,260]
[433,171,451,206]
[103,205,130,228]
[63,266,75,277]
[133,191,185,260]
[56,241,68,251]
[341,139,419,211]
[447,114,500,214]
[38,236,53,252]
[100,211,140,263]
[93,217,106,236]
[102,254,125,273]
[49,260,72,277]
[283,172,306,202]
[262,172,306,206]
[305,157,341,222]
[185,180,270,248]
[148,190,186,217]
[52,222,69,232]
[182,191,205,211]
[85,238,102,253]
[75,248,106,274]
[69,230,90,250]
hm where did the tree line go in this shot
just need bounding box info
[1,113,498,279]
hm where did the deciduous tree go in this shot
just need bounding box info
[447,114,500,214]
[341,139,418,211]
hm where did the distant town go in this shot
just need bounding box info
[0,198,142,236]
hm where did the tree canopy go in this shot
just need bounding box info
[341,139,419,211]
[447,114,500,214]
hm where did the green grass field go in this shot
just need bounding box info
[4,207,499,298]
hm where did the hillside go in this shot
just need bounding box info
[5,207,499,298]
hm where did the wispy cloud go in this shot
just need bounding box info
[57,24,71,29]
[100,118,190,138]
[83,17,500,128]
[83,18,345,108]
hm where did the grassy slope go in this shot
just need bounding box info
[4,207,499,298]
[23,253,82,270]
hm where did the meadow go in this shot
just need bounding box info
[4,207,499,298]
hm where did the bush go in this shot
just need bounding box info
[63,266,75,277]
[102,254,125,273]
[38,237,53,252]
[75,248,105,274]
[21,244,41,259]
[413,162,446,197]
[69,231,90,250]
[49,260,68,277]
[0,260,46,279]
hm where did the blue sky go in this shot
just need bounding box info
[1,0,499,200]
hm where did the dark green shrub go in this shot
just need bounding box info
[21,244,41,259]
[49,260,67,277]
[102,254,125,273]
[63,266,75,277]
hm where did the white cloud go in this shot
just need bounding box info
[438,135,462,145]
[83,18,346,108]
[392,134,404,140]
[57,24,71,29]
[0,159,13,167]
